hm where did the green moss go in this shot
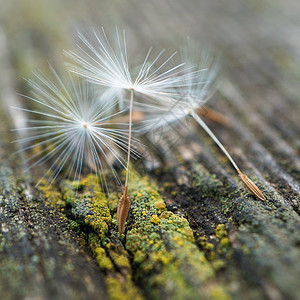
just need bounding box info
[103,240,132,270]
[215,224,231,250]
[211,259,226,270]
[60,175,144,300]
[105,276,143,300]
[150,214,160,224]
[220,238,230,248]
[37,180,65,208]
[191,165,223,198]
[89,234,114,271]
[215,224,227,239]
[61,175,111,240]
[89,233,144,300]
[60,180,78,206]
[210,286,232,300]
[107,192,119,213]
[125,170,231,300]
[154,200,166,211]
[68,220,81,233]
[95,246,114,271]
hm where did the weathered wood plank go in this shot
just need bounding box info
[0,0,300,300]
[0,111,109,300]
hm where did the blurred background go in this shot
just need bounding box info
[1,0,299,175]
[1,0,300,124]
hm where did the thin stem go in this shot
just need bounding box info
[124,89,134,189]
[190,110,240,172]
[117,89,134,233]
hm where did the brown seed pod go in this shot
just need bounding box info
[117,187,131,233]
[238,170,266,201]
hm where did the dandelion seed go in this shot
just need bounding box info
[65,28,200,233]
[12,66,137,193]
[65,27,199,102]
[140,46,266,201]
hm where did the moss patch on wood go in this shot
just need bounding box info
[59,175,144,300]
[125,170,231,300]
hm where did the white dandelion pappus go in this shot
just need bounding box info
[64,27,200,101]
[137,49,219,133]
[12,66,138,192]
[65,27,201,233]
[139,46,266,201]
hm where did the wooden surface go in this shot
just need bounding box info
[0,1,299,299]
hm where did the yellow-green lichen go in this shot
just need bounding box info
[215,224,227,239]
[215,224,231,251]
[94,246,114,271]
[68,220,81,233]
[211,259,226,270]
[105,276,144,300]
[84,191,111,239]
[209,285,232,300]
[150,214,160,224]
[61,175,111,240]
[59,175,144,300]
[125,170,231,300]
[89,233,144,300]
[107,192,119,213]
[220,237,230,248]
[37,179,65,208]
[154,200,166,211]
[196,224,232,269]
